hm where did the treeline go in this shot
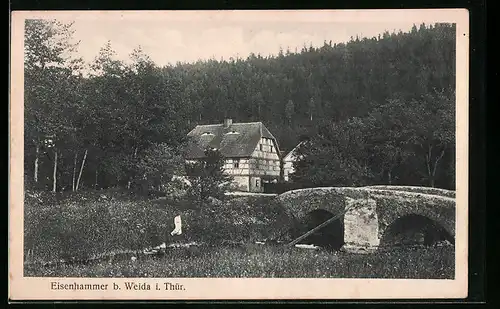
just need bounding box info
[24,20,455,192]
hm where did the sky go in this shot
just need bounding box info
[17,9,460,68]
[66,16,424,67]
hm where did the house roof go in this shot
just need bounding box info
[284,141,304,161]
[184,121,279,159]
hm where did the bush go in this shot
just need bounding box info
[24,189,176,263]
[364,185,455,198]
[169,195,289,244]
[24,190,291,263]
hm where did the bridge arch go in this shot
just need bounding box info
[371,191,456,241]
[379,214,454,247]
[276,186,455,250]
[289,209,344,250]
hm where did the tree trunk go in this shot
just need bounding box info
[34,144,39,184]
[52,149,58,193]
[127,147,138,190]
[72,152,78,191]
[430,149,446,188]
[76,149,88,191]
[95,167,98,189]
[424,145,433,187]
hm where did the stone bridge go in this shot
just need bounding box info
[274,186,456,252]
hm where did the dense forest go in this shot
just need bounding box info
[23,20,456,192]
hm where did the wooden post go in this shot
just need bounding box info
[286,206,352,247]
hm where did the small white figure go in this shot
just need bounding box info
[170,215,182,236]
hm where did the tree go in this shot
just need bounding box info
[285,99,295,126]
[24,19,81,72]
[406,90,455,187]
[24,19,82,191]
[25,23,456,192]
[291,119,375,187]
[185,148,233,206]
[361,88,454,187]
[135,143,185,193]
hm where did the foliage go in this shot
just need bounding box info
[134,143,185,193]
[292,118,376,187]
[23,190,283,263]
[24,189,173,262]
[364,185,456,198]
[185,148,234,205]
[183,196,287,244]
[24,19,84,191]
[24,21,456,191]
[292,88,455,188]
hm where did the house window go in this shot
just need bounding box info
[234,160,239,168]
[255,179,260,187]
[270,146,273,153]
[260,144,263,151]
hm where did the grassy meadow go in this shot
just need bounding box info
[24,189,454,279]
[25,244,454,279]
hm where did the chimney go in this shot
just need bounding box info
[223,118,233,128]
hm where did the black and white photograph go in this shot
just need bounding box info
[9,9,469,300]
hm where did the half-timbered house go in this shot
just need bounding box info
[184,119,282,192]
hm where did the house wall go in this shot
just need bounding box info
[222,159,250,192]
[220,137,282,192]
[184,159,252,192]
[223,158,250,176]
[249,176,264,193]
[187,136,282,193]
[283,155,295,182]
[232,175,250,192]
[249,137,281,179]
[245,137,281,193]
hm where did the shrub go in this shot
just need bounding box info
[24,190,291,263]
[170,195,288,244]
[24,189,177,263]
[364,185,455,198]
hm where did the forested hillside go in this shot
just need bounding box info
[24,20,456,192]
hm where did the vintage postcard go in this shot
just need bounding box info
[9,9,469,301]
